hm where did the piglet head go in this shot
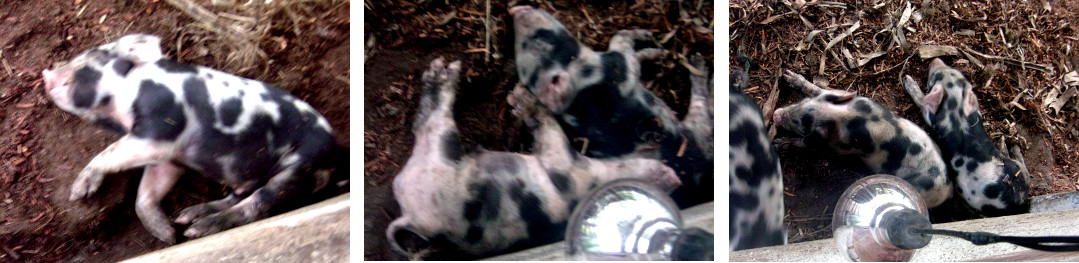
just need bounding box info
[512,5,583,113]
[773,90,856,143]
[42,49,125,117]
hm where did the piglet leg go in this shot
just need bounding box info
[135,162,183,244]
[70,135,176,200]
[608,29,654,53]
[182,153,318,238]
[902,75,934,124]
[782,70,826,96]
[173,194,240,225]
[681,53,713,159]
[508,84,573,168]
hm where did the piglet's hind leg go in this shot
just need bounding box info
[136,162,183,244]
[173,194,241,225]
[183,143,330,238]
[681,53,713,158]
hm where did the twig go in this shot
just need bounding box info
[762,69,783,128]
[961,44,1053,73]
[484,0,491,63]
[786,215,832,222]
[1,244,20,260]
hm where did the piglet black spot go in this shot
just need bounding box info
[71,67,102,108]
[983,182,1003,199]
[466,225,484,243]
[931,72,945,85]
[908,143,923,155]
[463,180,502,221]
[823,94,840,102]
[132,80,187,140]
[547,170,573,194]
[966,161,978,173]
[945,99,958,110]
[510,180,559,242]
[530,29,581,67]
[155,59,198,73]
[880,136,913,172]
[799,114,814,135]
[443,131,464,162]
[953,158,965,168]
[846,117,875,153]
[966,113,980,125]
[600,53,628,84]
[218,98,243,127]
[580,66,594,78]
[112,59,135,76]
[853,100,873,114]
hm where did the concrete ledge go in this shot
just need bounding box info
[730,208,1079,261]
[483,202,714,261]
[122,193,350,263]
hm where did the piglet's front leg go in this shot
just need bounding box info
[70,135,177,200]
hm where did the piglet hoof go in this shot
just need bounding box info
[689,53,710,95]
[182,211,245,239]
[616,29,654,41]
[421,57,462,90]
[636,48,667,61]
[69,169,104,201]
[507,85,540,128]
[174,203,225,225]
[145,224,176,245]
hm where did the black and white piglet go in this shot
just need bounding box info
[511,5,713,208]
[903,58,1031,216]
[729,68,786,251]
[43,34,336,244]
[773,70,952,208]
[387,58,680,258]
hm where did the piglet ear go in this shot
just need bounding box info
[923,83,946,115]
[825,91,857,104]
[962,88,980,116]
[838,93,857,103]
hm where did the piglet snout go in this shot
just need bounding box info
[772,108,785,124]
[509,5,533,16]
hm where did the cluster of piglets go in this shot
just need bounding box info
[903,59,1030,216]
[771,60,1031,219]
[43,34,337,244]
[385,5,715,259]
[511,5,713,208]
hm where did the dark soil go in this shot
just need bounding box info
[731,0,1079,243]
[363,0,713,260]
[0,1,349,262]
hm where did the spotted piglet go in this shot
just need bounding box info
[387,58,680,258]
[773,70,952,208]
[903,58,1031,216]
[43,34,336,244]
[728,68,786,251]
[511,5,713,208]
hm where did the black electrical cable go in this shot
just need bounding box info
[912,228,1079,252]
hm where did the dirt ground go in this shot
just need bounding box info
[0,1,349,262]
[731,0,1079,243]
[363,0,713,260]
